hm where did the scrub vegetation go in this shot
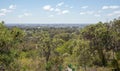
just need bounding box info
[0,18,120,71]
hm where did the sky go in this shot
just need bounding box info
[0,0,120,24]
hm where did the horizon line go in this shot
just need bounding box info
[5,23,96,24]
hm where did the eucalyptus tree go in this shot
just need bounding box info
[81,22,110,66]
[109,18,120,70]
[0,22,25,70]
[73,39,92,71]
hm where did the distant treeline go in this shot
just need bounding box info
[5,24,88,29]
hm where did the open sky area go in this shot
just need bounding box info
[0,0,120,24]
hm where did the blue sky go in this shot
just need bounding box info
[0,0,120,24]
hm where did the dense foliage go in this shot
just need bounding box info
[0,18,120,71]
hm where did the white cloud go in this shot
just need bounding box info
[43,5,51,10]
[110,6,119,9]
[0,13,6,16]
[50,8,54,11]
[108,10,120,16]
[56,2,64,7]
[65,5,73,9]
[102,6,109,9]
[43,2,72,15]
[9,5,16,9]
[62,10,69,14]
[43,5,54,11]
[81,6,88,9]
[102,5,119,10]
[80,11,100,17]
[43,5,51,11]
[18,13,32,18]
[0,9,12,13]
[79,11,94,15]
[0,9,11,17]
[54,8,62,15]
[0,4,16,17]
[80,12,85,15]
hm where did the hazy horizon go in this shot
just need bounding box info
[5,23,93,24]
